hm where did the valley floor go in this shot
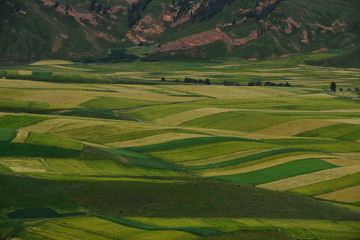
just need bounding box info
[0,58,359,240]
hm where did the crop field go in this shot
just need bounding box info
[289,172,360,196]
[212,159,338,185]
[25,132,84,150]
[315,185,360,203]
[81,97,165,110]
[0,58,359,239]
[297,123,360,141]
[0,128,16,142]
[258,166,360,191]
[0,114,48,129]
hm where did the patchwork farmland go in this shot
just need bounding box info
[0,57,360,239]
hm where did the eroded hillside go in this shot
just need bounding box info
[0,0,359,61]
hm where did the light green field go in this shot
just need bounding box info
[0,115,48,129]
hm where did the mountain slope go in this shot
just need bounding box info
[0,0,359,62]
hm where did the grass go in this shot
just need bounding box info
[30,60,74,65]
[11,216,360,240]
[180,111,298,132]
[185,148,316,170]
[99,216,223,236]
[315,185,360,203]
[198,230,294,240]
[81,97,164,110]
[44,157,185,178]
[126,103,202,122]
[257,165,360,192]
[289,172,360,196]
[264,138,360,152]
[88,128,207,144]
[297,123,360,141]
[17,217,197,240]
[0,128,16,142]
[0,99,49,111]
[0,163,13,173]
[1,172,360,229]
[127,136,262,153]
[6,207,84,219]
[0,142,81,158]
[147,142,272,164]
[213,159,338,185]
[25,132,83,151]
[102,148,179,170]
[0,115,47,129]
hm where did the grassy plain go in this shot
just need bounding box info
[0,57,359,239]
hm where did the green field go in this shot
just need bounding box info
[297,123,360,141]
[0,142,81,158]
[25,132,84,150]
[0,128,16,142]
[104,148,179,170]
[0,115,47,129]
[99,216,223,236]
[185,148,317,170]
[0,59,359,240]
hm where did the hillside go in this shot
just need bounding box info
[305,45,360,68]
[0,0,359,62]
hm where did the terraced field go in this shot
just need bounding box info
[0,59,359,239]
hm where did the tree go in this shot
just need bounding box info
[65,3,70,14]
[205,78,211,85]
[89,0,96,12]
[330,82,336,92]
[161,77,166,82]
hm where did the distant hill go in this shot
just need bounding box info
[0,0,359,62]
[305,45,360,68]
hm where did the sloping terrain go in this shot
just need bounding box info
[0,0,359,63]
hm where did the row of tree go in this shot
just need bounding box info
[248,80,291,86]
[223,80,291,86]
[330,82,359,92]
[184,77,211,85]
[223,81,241,86]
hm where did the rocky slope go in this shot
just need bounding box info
[0,0,359,62]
